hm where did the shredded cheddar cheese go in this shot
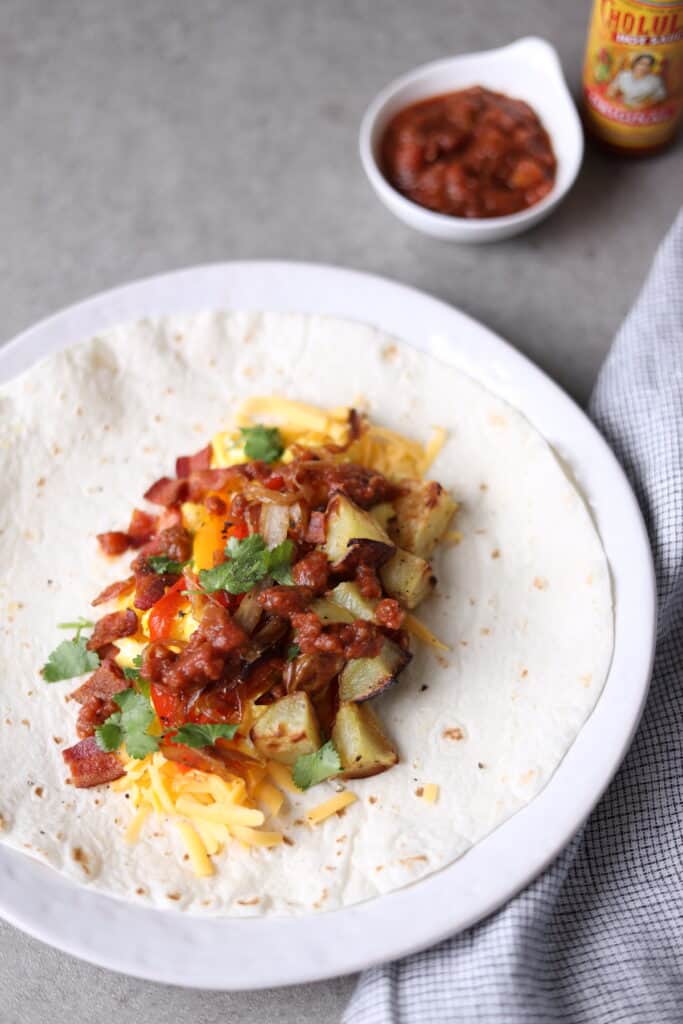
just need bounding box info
[267,760,301,794]
[404,613,450,652]
[421,783,440,804]
[307,790,357,825]
[176,820,213,877]
[211,397,447,483]
[112,752,284,876]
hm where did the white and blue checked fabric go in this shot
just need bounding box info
[345,209,683,1024]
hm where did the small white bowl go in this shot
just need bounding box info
[359,36,584,243]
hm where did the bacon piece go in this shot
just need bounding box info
[160,739,254,782]
[76,697,119,739]
[97,531,130,556]
[92,576,135,607]
[97,643,121,663]
[204,493,227,516]
[87,609,138,651]
[133,568,168,611]
[137,524,193,562]
[175,443,212,478]
[144,476,189,507]
[157,506,183,532]
[63,736,124,788]
[305,511,326,544]
[160,739,234,780]
[69,661,127,704]
[186,467,247,502]
[127,508,158,546]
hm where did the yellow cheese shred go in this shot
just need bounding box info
[125,806,149,843]
[421,783,440,804]
[176,820,213,877]
[213,397,448,483]
[116,752,284,877]
[404,613,450,652]
[267,760,301,794]
[307,790,357,825]
[230,825,284,847]
[254,780,285,817]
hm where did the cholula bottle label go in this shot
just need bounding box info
[582,0,683,152]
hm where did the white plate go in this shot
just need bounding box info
[0,262,655,990]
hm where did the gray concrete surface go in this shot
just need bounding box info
[0,0,680,1021]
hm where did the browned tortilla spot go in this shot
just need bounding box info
[443,727,464,741]
[72,847,90,874]
[313,888,329,909]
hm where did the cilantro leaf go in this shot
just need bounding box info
[147,555,189,575]
[198,534,296,594]
[170,723,238,748]
[198,534,267,593]
[240,425,284,463]
[286,643,301,661]
[42,637,100,682]
[95,713,122,752]
[269,539,295,584]
[58,617,95,640]
[292,741,342,790]
[123,654,145,683]
[111,688,159,759]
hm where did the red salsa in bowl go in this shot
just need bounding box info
[380,86,557,220]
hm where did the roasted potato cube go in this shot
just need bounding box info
[329,581,377,621]
[332,702,398,778]
[390,480,457,558]
[339,639,411,702]
[324,494,395,570]
[251,692,321,765]
[380,548,436,609]
[369,501,396,531]
[310,597,355,624]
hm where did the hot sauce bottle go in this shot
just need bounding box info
[582,0,683,154]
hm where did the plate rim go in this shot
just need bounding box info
[0,260,656,990]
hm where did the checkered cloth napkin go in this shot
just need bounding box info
[345,208,683,1024]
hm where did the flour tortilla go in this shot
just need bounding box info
[0,312,613,915]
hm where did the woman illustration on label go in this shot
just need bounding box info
[607,53,667,107]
